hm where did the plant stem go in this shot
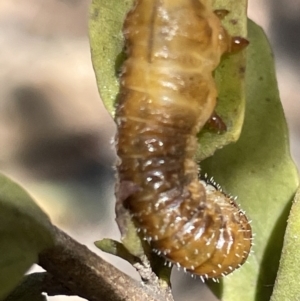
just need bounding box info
[38,225,174,301]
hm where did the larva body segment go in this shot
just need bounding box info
[115,0,252,278]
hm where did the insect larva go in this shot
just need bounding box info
[115,0,252,278]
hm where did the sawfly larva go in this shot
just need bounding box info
[115,0,252,278]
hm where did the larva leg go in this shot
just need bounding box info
[205,111,227,134]
[214,9,229,19]
[229,36,249,53]
[214,9,249,54]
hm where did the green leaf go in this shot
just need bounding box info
[202,20,299,301]
[3,274,47,301]
[89,0,134,114]
[0,173,55,300]
[89,0,247,159]
[270,187,300,301]
[197,0,248,160]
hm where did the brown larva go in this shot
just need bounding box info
[115,0,252,278]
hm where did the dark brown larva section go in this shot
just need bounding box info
[115,0,252,278]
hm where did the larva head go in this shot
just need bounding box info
[152,200,225,269]
[190,181,252,277]
[150,181,252,279]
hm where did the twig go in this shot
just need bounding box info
[38,225,174,301]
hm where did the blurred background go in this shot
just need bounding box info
[0,0,299,300]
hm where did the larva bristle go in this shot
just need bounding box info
[115,0,252,280]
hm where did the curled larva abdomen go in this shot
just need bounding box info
[115,0,252,278]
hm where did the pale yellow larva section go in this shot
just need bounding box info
[121,0,230,131]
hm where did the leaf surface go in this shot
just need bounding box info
[270,187,300,301]
[202,20,299,301]
[0,174,54,299]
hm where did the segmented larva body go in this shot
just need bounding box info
[115,0,252,278]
